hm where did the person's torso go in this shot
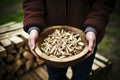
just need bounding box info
[44,0,93,30]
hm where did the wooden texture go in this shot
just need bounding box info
[0,38,12,47]
[9,36,24,48]
[34,67,49,80]
[0,46,7,57]
[0,22,44,80]
[0,22,16,28]
[0,22,22,34]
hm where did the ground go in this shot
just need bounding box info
[98,14,120,80]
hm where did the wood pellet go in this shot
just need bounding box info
[40,29,85,58]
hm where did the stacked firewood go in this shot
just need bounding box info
[0,22,44,80]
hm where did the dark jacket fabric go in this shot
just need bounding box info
[23,0,115,44]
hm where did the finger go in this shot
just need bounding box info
[86,40,96,58]
[28,37,39,57]
[31,49,39,58]
[28,38,35,50]
[85,50,94,58]
[30,39,39,57]
[88,39,94,51]
[30,37,36,50]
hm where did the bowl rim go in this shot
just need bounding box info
[35,25,89,63]
[35,45,89,62]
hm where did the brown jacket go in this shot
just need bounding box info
[23,0,115,44]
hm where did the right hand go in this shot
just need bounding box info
[28,29,39,57]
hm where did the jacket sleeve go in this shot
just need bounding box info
[23,0,46,33]
[84,0,115,43]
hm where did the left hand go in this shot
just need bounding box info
[85,31,96,58]
[29,29,39,57]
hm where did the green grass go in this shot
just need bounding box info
[97,13,120,55]
[98,36,111,51]
[0,11,23,25]
[0,0,23,25]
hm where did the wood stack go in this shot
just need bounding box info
[0,22,44,80]
[90,53,112,80]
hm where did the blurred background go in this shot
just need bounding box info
[0,0,120,80]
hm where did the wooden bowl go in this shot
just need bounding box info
[35,26,89,68]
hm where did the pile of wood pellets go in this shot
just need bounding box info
[40,29,85,58]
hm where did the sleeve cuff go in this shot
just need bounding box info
[28,26,40,34]
[85,26,97,35]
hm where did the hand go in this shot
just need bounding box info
[29,29,39,57]
[85,31,96,58]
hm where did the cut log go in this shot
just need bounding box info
[92,63,100,71]
[94,59,106,68]
[23,51,34,60]
[6,54,14,63]
[0,46,7,57]
[6,43,17,53]
[0,38,12,47]
[36,58,44,65]
[24,60,33,72]
[19,32,29,43]
[9,36,24,49]
[18,47,24,54]
[14,53,21,60]
[95,53,109,63]
[0,22,16,28]
[31,62,38,69]
[0,22,22,34]
[34,67,48,80]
